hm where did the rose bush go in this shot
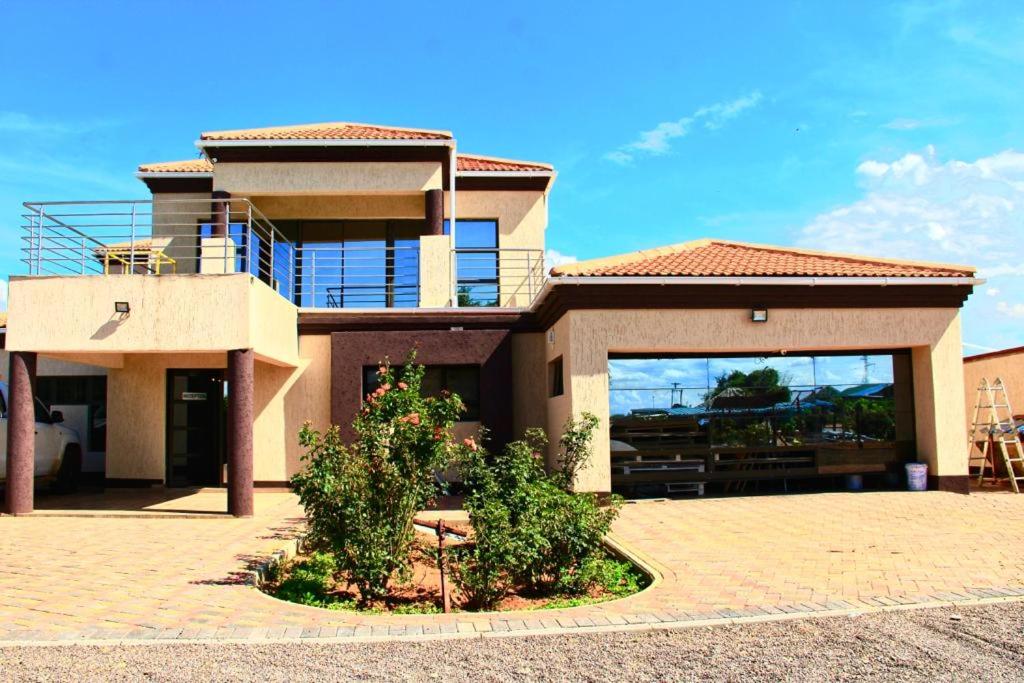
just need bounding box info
[290,353,465,604]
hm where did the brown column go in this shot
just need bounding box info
[4,351,36,515]
[425,189,444,236]
[211,190,231,238]
[227,348,254,517]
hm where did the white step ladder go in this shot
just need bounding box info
[968,378,1024,493]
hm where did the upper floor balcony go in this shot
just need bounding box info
[19,198,546,310]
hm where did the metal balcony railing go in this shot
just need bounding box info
[453,247,545,307]
[19,199,548,309]
[21,198,294,295]
[295,244,420,308]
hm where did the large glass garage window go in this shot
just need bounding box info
[608,352,915,495]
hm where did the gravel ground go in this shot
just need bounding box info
[1,602,1022,682]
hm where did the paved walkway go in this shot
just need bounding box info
[1,490,1023,643]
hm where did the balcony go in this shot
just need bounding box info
[19,199,545,309]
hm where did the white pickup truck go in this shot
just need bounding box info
[0,381,83,492]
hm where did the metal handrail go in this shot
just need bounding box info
[19,199,547,309]
[452,246,545,307]
[20,198,294,293]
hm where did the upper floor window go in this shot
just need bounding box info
[445,220,498,306]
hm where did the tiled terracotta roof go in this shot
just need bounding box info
[0,312,6,328]
[200,122,452,141]
[457,154,553,172]
[550,239,976,278]
[137,159,213,174]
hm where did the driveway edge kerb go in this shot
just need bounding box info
[3,595,1022,647]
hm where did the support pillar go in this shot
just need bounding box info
[211,190,231,237]
[227,348,254,517]
[4,351,36,515]
[425,189,444,236]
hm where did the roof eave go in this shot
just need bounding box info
[195,138,454,149]
[529,275,982,312]
[544,274,983,287]
[135,171,214,179]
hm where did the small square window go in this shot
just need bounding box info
[548,356,564,398]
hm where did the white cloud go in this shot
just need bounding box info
[882,117,958,131]
[986,287,1000,297]
[694,91,763,130]
[996,301,1024,318]
[606,91,763,164]
[0,278,7,311]
[798,146,1024,348]
[545,249,577,272]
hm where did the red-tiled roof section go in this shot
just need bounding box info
[457,154,553,172]
[137,159,213,173]
[200,122,451,141]
[551,239,976,278]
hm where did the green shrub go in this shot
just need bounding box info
[274,552,337,607]
[450,414,621,608]
[290,353,466,605]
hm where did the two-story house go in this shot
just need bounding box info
[3,121,979,516]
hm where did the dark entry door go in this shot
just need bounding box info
[166,370,225,487]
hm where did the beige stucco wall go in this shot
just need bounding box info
[152,192,212,275]
[0,352,109,383]
[547,306,968,492]
[6,274,297,365]
[963,348,1024,430]
[105,352,225,480]
[544,315,574,475]
[418,234,453,307]
[104,334,331,484]
[250,194,425,220]
[446,191,547,307]
[910,314,968,478]
[511,332,548,440]
[214,162,443,195]
[254,335,332,482]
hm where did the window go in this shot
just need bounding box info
[549,356,564,397]
[297,221,422,309]
[363,365,481,420]
[445,219,499,306]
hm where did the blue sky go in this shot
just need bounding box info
[0,0,1022,352]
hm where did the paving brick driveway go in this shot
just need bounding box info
[2,490,1023,642]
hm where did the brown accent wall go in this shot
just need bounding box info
[331,330,513,447]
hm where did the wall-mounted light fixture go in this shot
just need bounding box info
[547,329,556,345]
[751,308,768,323]
[114,301,130,315]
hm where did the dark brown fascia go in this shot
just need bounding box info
[297,281,973,335]
[455,176,552,192]
[140,177,214,194]
[528,283,976,330]
[201,145,455,189]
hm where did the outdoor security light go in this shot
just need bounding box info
[114,301,130,314]
[751,308,768,323]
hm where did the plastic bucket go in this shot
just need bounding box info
[844,474,864,491]
[905,462,928,492]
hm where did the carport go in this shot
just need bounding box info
[535,240,979,496]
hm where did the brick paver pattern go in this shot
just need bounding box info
[2,490,1023,641]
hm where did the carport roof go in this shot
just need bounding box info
[549,239,976,278]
